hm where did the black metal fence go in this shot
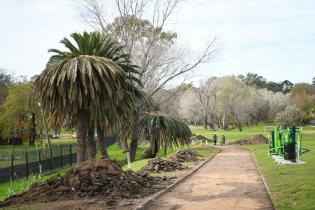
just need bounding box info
[0,144,77,183]
[0,134,117,183]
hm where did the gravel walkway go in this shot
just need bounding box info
[149,146,274,210]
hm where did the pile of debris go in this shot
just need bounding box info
[229,134,268,145]
[0,159,170,208]
[190,135,211,143]
[168,150,199,162]
[138,158,186,175]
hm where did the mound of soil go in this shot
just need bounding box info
[168,150,199,162]
[0,159,170,208]
[138,158,186,175]
[190,135,212,143]
[229,134,268,145]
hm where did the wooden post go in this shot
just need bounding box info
[38,149,42,176]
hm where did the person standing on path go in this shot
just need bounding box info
[221,135,226,145]
[213,134,217,145]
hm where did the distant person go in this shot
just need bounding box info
[213,134,217,145]
[221,135,226,145]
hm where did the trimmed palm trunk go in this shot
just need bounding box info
[143,120,160,158]
[96,126,109,159]
[86,123,96,160]
[76,110,88,163]
[129,113,140,162]
[130,134,138,162]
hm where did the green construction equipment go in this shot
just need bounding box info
[267,125,308,163]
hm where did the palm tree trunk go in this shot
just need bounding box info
[97,125,109,159]
[76,110,88,163]
[130,114,140,162]
[86,123,95,160]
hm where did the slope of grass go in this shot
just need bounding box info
[190,124,267,143]
[122,145,218,172]
[0,167,70,201]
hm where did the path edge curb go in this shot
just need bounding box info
[247,148,277,210]
[133,148,221,210]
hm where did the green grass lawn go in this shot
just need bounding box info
[190,123,268,143]
[245,126,315,210]
[0,167,70,201]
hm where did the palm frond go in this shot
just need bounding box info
[140,111,192,154]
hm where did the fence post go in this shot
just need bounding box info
[69,145,72,167]
[10,153,14,182]
[49,145,53,172]
[38,149,42,175]
[60,144,63,169]
[25,149,29,179]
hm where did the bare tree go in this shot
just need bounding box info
[194,78,218,129]
[79,0,217,161]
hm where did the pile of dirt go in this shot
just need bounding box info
[138,158,186,175]
[229,134,268,145]
[168,150,199,162]
[190,135,212,143]
[0,159,170,208]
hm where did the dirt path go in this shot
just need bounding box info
[149,146,274,210]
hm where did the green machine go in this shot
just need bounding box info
[268,126,305,162]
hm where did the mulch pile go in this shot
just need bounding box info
[138,158,186,175]
[190,135,212,143]
[168,150,199,162]
[229,134,268,145]
[0,159,170,208]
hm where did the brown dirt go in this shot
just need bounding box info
[168,150,199,162]
[190,135,212,143]
[229,134,268,145]
[138,158,186,175]
[0,159,171,209]
[149,146,274,210]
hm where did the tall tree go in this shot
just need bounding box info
[195,78,218,129]
[238,73,267,89]
[81,0,216,161]
[281,80,294,94]
[34,32,137,163]
[0,81,38,144]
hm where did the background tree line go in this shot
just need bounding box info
[0,69,40,145]
[157,73,315,131]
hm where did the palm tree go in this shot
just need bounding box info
[140,111,192,158]
[34,32,138,163]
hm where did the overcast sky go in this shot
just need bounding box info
[0,0,314,84]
